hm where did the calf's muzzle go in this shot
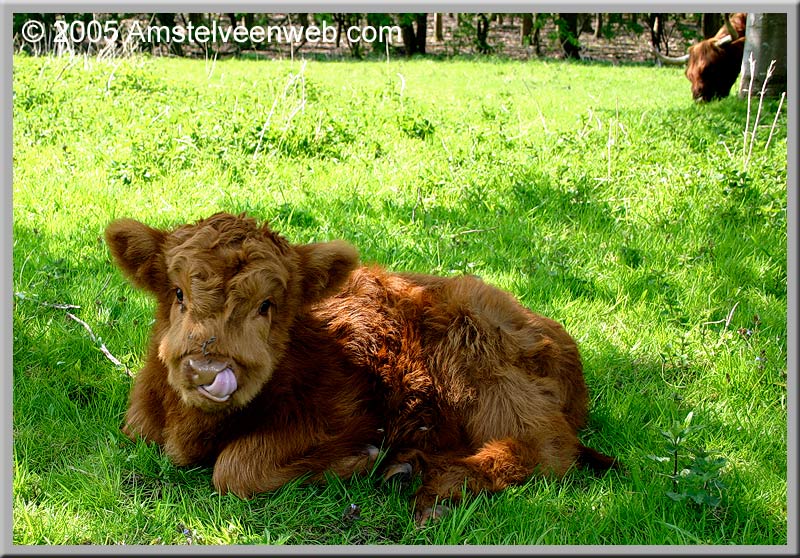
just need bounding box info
[186,357,238,403]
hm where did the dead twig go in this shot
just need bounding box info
[724,301,739,329]
[16,292,132,377]
[14,291,80,310]
[65,311,132,377]
[764,91,786,152]
[701,302,739,329]
[43,301,81,310]
[449,227,499,237]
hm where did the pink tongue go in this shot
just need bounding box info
[202,368,237,399]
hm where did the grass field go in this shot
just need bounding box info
[11,53,788,546]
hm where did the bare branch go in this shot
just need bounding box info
[764,91,786,152]
[65,312,132,376]
[14,291,80,309]
[449,227,499,237]
[724,302,739,329]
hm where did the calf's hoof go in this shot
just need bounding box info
[415,504,450,527]
[364,445,380,460]
[347,445,379,474]
[382,462,413,484]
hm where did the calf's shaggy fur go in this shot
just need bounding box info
[106,212,614,522]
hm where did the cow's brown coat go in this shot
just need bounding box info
[686,13,747,102]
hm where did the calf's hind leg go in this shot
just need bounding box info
[413,427,580,524]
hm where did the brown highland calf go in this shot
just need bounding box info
[106,212,615,523]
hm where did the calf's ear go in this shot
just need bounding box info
[105,218,169,294]
[295,240,359,302]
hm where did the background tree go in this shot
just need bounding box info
[434,13,444,42]
[702,13,723,38]
[521,13,533,45]
[648,13,666,52]
[398,13,428,56]
[738,12,788,99]
[475,13,491,53]
[556,13,580,59]
[593,13,603,38]
[328,13,365,56]
[150,13,182,56]
[531,13,547,55]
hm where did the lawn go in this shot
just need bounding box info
[11,53,788,546]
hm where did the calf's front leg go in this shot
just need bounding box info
[212,432,379,498]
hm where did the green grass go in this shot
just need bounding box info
[12,53,788,546]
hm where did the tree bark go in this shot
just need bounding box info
[593,13,603,39]
[434,13,443,41]
[532,14,542,55]
[702,13,723,39]
[476,13,491,54]
[415,13,427,54]
[400,23,415,55]
[738,13,788,99]
[521,13,533,45]
[557,13,581,59]
[648,13,665,52]
[155,13,182,56]
[399,14,427,56]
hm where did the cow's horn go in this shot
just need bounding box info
[651,46,690,65]
[723,13,739,41]
[714,35,733,47]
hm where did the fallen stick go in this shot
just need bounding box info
[65,311,132,377]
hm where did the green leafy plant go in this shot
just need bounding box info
[650,412,728,508]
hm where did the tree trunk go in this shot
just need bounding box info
[648,13,665,52]
[434,13,443,41]
[401,23,416,56]
[702,13,723,39]
[343,13,363,58]
[578,14,594,34]
[593,13,603,39]
[476,13,491,54]
[243,13,255,49]
[521,13,533,45]
[415,13,428,54]
[557,13,581,59]
[738,13,788,99]
[334,13,344,48]
[155,13,182,56]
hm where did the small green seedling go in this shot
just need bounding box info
[649,411,728,508]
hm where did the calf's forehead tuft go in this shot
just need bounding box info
[164,213,295,281]
[170,213,289,252]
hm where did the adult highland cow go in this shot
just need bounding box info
[654,13,747,102]
[106,212,615,524]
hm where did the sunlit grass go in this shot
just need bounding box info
[12,52,787,545]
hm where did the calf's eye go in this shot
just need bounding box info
[259,299,273,315]
[176,288,184,303]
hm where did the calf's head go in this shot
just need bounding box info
[105,212,359,412]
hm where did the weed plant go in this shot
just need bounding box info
[11,53,788,545]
